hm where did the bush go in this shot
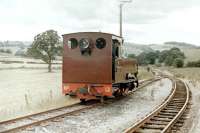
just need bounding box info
[0,49,12,54]
[5,49,12,54]
[128,54,136,58]
[0,49,4,52]
[159,47,185,66]
[186,60,200,67]
[173,58,184,68]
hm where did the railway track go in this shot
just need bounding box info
[123,78,191,133]
[0,78,160,133]
[0,103,98,133]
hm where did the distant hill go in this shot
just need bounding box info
[1,40,200,62]
[124,42,154,55]
[125,41,200,62]
[164,41,198,49]
[0,41,31,47]
[0,41,31,55]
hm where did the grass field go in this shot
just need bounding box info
[181,48,200,62]
[0,69,79,122]
[165,67,200,81]
[138,66,154,80]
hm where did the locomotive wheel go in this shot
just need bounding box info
[124,88,129,96]
[100,96,105,103]
[136,80,139,87]
[113,89,123,97]
[80,99,86,104]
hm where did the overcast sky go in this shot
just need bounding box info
[0,0,200,45]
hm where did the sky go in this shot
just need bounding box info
[0,0,200,45]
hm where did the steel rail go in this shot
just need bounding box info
[0,78,155,125]
[123,78,190,133]
[123,78,177,133]
[161,80,190,133]
[0,103,79,125]
[0,78,160,133]
[0,104,97,133]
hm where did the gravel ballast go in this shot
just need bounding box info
[23,78,172,133]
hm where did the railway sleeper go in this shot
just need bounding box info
[164,107,182,111]
[173,96,186,99]
[154,114,174,119]
[181,112,190,116]
[160,110,179,113]
[174,91,186,94]
[171,129,178,133]
[172,98,186,100]
[167,104,184,107]
[170,102,185,105]
[180,116,190,120]
[186,108,191,113]
[146,120,169,125]
[141,124,165,130]
[136,128,161,133]
[173,95,186,98]
[175,120,184,124]
[170,101,186,104]
[171,126,181,131]
[167,103,184,106]
[173,122,184,127]
[166,105,183,109]
[176,119,186,124]
[183,115,190,119]
[158,112,177,116]
[162,109,179,113]
[171,99,185,101]
[168,101,184,104]
[150,117,172,122]
[172,98,186,101]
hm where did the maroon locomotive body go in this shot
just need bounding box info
[62,32,138,102]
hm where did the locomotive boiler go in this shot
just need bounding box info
[62,32,138,102]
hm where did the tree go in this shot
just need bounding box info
[173,58,184,68]
[146,52,159,64]
[128,54,136,58]
[164,56,174,66]
[158,50,169,63]
[136,52,148,65]
[186,60,200,67]
[28,30,61,72]
[5,49,12,54]
[158,47,185,66]
[136,51,159,65]
[0,49,12,54]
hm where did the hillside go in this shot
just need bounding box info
[124,42,153,55]
[0,41,31,55]
[1,40,200,62]
[125,41,200,62]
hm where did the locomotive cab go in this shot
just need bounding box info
[62,32,138,101]
[112,36,139,95]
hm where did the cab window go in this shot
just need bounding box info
[68,38,78,49]
[96,38,106,49]
[112,39,120,58]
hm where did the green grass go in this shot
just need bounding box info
[138,66,154,80]
[167,67,200,81]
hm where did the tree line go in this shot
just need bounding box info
[27,29,199,72]
[0,49,12,54]
[186,60,200,67]
[128,47,185,68]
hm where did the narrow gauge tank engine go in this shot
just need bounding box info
[62,32,138,102]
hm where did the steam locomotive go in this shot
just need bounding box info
[62,32,138,102]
